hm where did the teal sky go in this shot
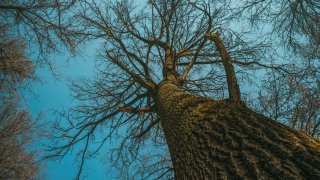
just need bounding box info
[23,42,115,179]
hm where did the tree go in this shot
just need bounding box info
[0,101,42,179]
[0,0,82,95]
[0,27,42,179]
[0,1,78,178]
[256,64,320,137]
[235,0,320,58]
[0,0,80,67]
[48,0,320,179]
[0,27,35,98]
[235,0,320,138]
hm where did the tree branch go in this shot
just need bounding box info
[133,118,160,140]
[180,1,212,82]
[119,105,155,114]
[206,33,241,104]
[105,50,155,90]
[176,59,291,73]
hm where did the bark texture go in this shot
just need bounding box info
[156,82,320,179]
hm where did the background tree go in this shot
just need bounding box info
[235,0,320,57]
[0,34,40,180]
[0,27,35,98]
[46,0,320,179]
[0,0,80,67]
[233,0,320,138]
[0,1,79,178]
[256,63,320,137]
[0,100,42,179]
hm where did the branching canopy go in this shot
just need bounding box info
[45,0,320,179]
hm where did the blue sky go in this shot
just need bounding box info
[23,42,116,179]
[19,2,269,179]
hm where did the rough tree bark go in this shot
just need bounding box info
[154,32,320,179]
[156,81,320,179]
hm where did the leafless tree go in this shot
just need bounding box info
[43,0,320,179]
[231,0,320,138]
[256,62,320,137]
[0,27,44,180]
[0,100,43,179]
[234,0,320,58]
[0,1,78,178]
[0,0,80,66]
[0,27,35,98]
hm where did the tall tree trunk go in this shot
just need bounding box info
[156,81,320,179]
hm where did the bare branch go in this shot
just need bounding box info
[206,33,241,104]
[119,105,155,114]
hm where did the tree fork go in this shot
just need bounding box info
[156,81,320,179]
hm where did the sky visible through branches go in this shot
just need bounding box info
[22,14,268,180]
[18,0,320,179]
[21,44,107,179]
